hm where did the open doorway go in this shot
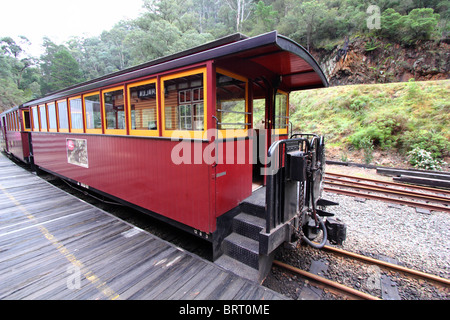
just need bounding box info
[252,98,266,191]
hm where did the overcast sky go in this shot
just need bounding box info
[0,0,145,57]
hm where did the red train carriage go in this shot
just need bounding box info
[1,31,344,282]
[1,106,32,163]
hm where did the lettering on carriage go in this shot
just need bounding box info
[138,88,156,98]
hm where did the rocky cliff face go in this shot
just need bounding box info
[311,37,450,86]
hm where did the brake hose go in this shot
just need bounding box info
[302,171,328,249]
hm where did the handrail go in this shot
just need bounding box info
[211,115,219,168]
[265,136,312,233]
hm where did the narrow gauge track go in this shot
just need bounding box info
[273,245,450,300]
[272,260,381,300]
[322,245,450,287]
[324,172,450,213]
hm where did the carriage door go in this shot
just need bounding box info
[214,70,253,216]
[252,85,290,187]
[1,116,7,152]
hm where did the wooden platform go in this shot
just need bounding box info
[0,153,286,300]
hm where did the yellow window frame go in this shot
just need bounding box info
[57,99,69,133]
[12,112,16,131]
[69,96,84,133]
[273,90,289,136]
[38,104,48,132]
[83,92,102,134]
[15,111,20,131]
[215,68,249,139]
[17,111,21,131]
[47,102,58,132]
[22,110,31,132]
[161,67,207,139]
[16,111,20,131]
[11,112,16,131]
[31,106,39,131]
[127,79,159,137]
[103,86,126,135]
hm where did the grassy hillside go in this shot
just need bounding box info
[289,79,449,169]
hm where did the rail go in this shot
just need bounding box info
[265,135,321,233]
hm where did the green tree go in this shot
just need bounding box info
[402,8,441,42]
[0,36,40,110]
[0,78,24,111]
[224,0,254,32]
[1,36,38,89]
[380,7,440,44]
[252,1,278,34]
[40,38,84,95]
[380,8,405,39]
[279,0,327,51]
[125,19,182,64]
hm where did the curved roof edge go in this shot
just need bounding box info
[276,33,329,88]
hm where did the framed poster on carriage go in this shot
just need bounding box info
[66,138,89,168]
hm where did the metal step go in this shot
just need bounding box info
[240,187,266,218]
[233,212,266,241]
[215,187,276,283]
[223,232,259,269]
[214,255,260,283]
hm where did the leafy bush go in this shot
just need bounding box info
[365,38,380,52]
[400,130,450,159]
[407,148,447,171]
[360,136,374,164]
[349,125,384,149]
[349,96,370,112]
[380,8,440,45]
[348,115,406,150]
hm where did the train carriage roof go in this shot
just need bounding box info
[23,31,328,107]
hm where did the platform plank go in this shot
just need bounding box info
[0,153,287,300]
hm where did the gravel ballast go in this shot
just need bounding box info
[263,168,450,300]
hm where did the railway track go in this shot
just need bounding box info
[273,245,450,300]
[324,172,450,213]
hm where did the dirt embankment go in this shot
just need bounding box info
[311,37,450,87]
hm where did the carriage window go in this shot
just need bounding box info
[12,112,17,131]
[128,81,158,135]
[12,113,16,131]
[32,107,39,131]
[57,99,69,132]
[216,71,249,132]
[15,112,19,131]
[274,91,289,135]
[23,110,31,131]
[16,111,20,131]
[47,102,57,131]
[69,97,83,132]
[162,70,205,136]
[39,104,48,132]
[84,93,102,133]
[104,87,125,134]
